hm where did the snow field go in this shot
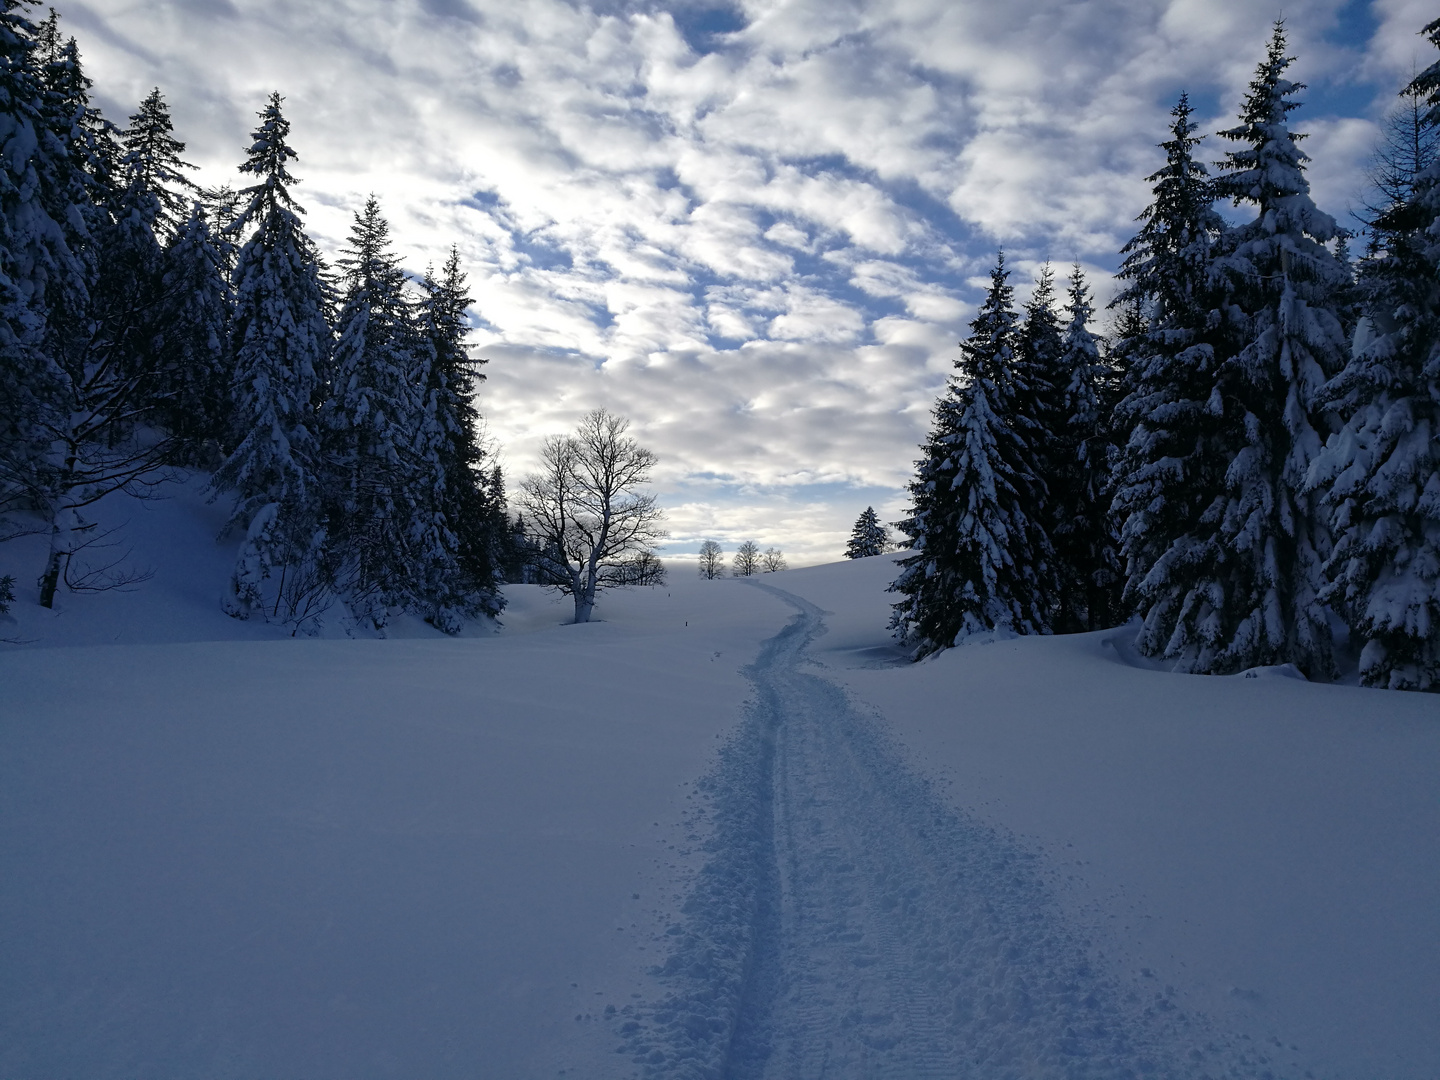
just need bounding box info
[3,500,1438,1078]
[0,567,793,1077]
[774,554,1440,1079]
[628,585,1260,1079]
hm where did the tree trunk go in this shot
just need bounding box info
[571,566,591,623]
[574,577,598,623]
[37,543,63,609]
[38,505,75,609]
[272,561,288,618]
[39,447,82,610]
[574,553,604,623]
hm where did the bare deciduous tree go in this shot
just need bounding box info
[32,372,178,609]
[732,539,760,576]
[1362,83,1439,241]
[761,547,787,572]
[697,540,725,579]
[611,550,667,586]
[517,410,666,623]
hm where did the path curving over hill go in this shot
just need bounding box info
[617,585,1279,1080]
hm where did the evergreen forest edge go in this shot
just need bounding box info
[891,19,1440,694]
[0,5,1437,694]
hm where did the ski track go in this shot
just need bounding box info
[616,587,1290,1080]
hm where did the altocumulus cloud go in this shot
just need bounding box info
[62,0,1431,564]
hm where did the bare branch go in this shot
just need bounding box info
[58,520,155,594]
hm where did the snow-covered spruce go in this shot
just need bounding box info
[0,4,88,545]
[1114,29,1350,679]
[1051,266,1121,631]
[1307,20,1440,691]
[1202,21,1351,678]
[27,28,194,610]
[223,500,278,619]
[91,85,200,428]
[1018,264,1066,495]
[1110,93,1235,670]
[154,200,233,465]
[843,507,889,559]
[890,255,1053,657]
[321,200,501,631]
[122,87,235,465]
[416,248,507,618]
[211,92,330,619]
[323,197,433,628]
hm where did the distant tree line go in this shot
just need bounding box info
[0,3,522,631]
[695,538,785,578]
[892,19,1440,693]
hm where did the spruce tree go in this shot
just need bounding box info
[0,1,78,532]
[1202,22,1350,676]
[1053,266,1120,629]
[1103,296,1148,450]
[844,506,889,558]
[92,88,198,420]
[33,18,112,387]
[1110,94,1236,662]
[155,202,232,463]
[890,255,1053,655]
[891,391,968,655]
[1357,80,1437,252]
[1307,18,1440,690]
[418,247,505,613]
[202,183,242,280]
[1017,264,1067,625]
[211,92,330,619]
[119,88,196,238]
[33,12,111,243]
[322,195,423,626]
[27,12,98,378]
[82,89,192,419]
[1018,262,1066,472]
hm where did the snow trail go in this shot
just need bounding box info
[619,587,1274,1080]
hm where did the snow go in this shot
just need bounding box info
[2,495,1439,1077]
[776,554,1440,1078]
[1,523,794,1075]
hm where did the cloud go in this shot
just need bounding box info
[59,0,1413,565]
[1304,116,1385,227]
[1362,0,1440,87]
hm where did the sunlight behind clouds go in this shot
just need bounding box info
[62,0,1415,564]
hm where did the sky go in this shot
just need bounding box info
[57,0,1436,566]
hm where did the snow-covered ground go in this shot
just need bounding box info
[776,558,1440,1079]
[2,486,1438,1078]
